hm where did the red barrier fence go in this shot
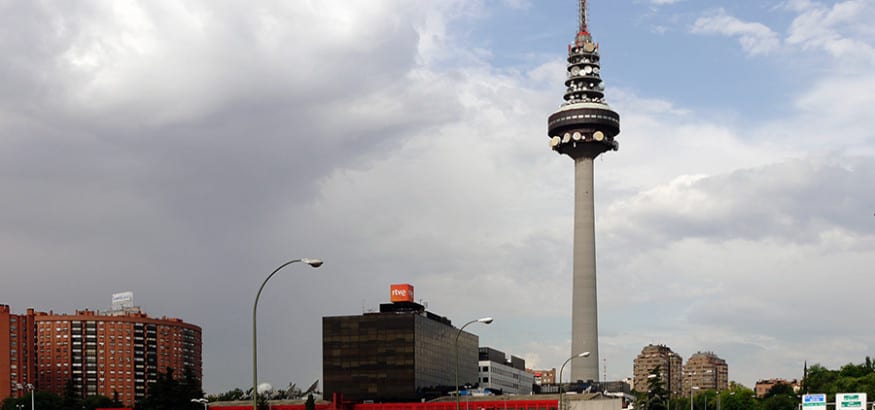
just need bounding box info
[212,398,558,410]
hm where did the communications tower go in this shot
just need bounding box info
[546,0,620,382]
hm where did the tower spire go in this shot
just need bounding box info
[579,0,589,33]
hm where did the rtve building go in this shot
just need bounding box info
[323,284,530,402]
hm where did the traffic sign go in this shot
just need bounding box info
[802,394,827,410]
[836,393,867,410]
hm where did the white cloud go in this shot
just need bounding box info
[595,155,875,384]
[692,9,781,56]
[785,0,875,63]
[9,1,426,127]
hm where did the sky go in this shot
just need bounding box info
[2,0,874,395]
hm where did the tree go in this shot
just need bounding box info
[82,395,117,410]
[4,391,64,410]
[760,383,797,410]
[112,391,124,408]
[636,366,669,410]
[256,390,269,410]
[210,388,246,402]
[61,379,82,410]
[717,386,757,410]
[761,394,796,410]
[764,383,794,398]
[180,366,206,405]
[803,358,875,400]
[140,367,205,410]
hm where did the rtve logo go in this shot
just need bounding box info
[390,284,414,302]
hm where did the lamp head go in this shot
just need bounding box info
[301,258,323,268]
[478,317,494,324]
[579,351,591,358]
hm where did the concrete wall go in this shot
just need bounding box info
[570,398,622,410]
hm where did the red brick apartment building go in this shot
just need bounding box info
[1,304,201,407]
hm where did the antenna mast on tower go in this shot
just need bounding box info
[578,0,589,33]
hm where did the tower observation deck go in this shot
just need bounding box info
[546,0,620,383]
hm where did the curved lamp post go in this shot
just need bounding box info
[15,384,34,410]
[252,258,323,410]
[666,353,675,402]
[558,352,590,410]
[191,398,209,410]
[455,317,493,410]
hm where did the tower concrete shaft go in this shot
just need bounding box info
[572,157,599,382]
[546,0,619,383]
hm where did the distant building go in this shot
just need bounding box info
[754,378,799,398]
[682,352,729,395]
[0,305,35,403]
[478,347,533,394]
[632,344,683,397]
[0,302,201,407]
[322,284,482,402]
[527,368,556,385]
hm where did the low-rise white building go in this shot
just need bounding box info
[478,347,535,395]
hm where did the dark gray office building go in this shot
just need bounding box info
[322,301,479,402]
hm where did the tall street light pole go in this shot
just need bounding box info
[559,352,590,410]
[455,317,493,410]
[26,384,34,410]
[666,353,675,406]
[691,386,699,410]
[252,258,323,410]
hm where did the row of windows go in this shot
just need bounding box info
[548,112,619,126]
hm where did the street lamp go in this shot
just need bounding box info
[666,353,675,403]
[16,384,35,410]
[455,317,493,410]
[559,352,590,410]
[252,258,323,410]
[690,386,700,410]
[191,398,209,410]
